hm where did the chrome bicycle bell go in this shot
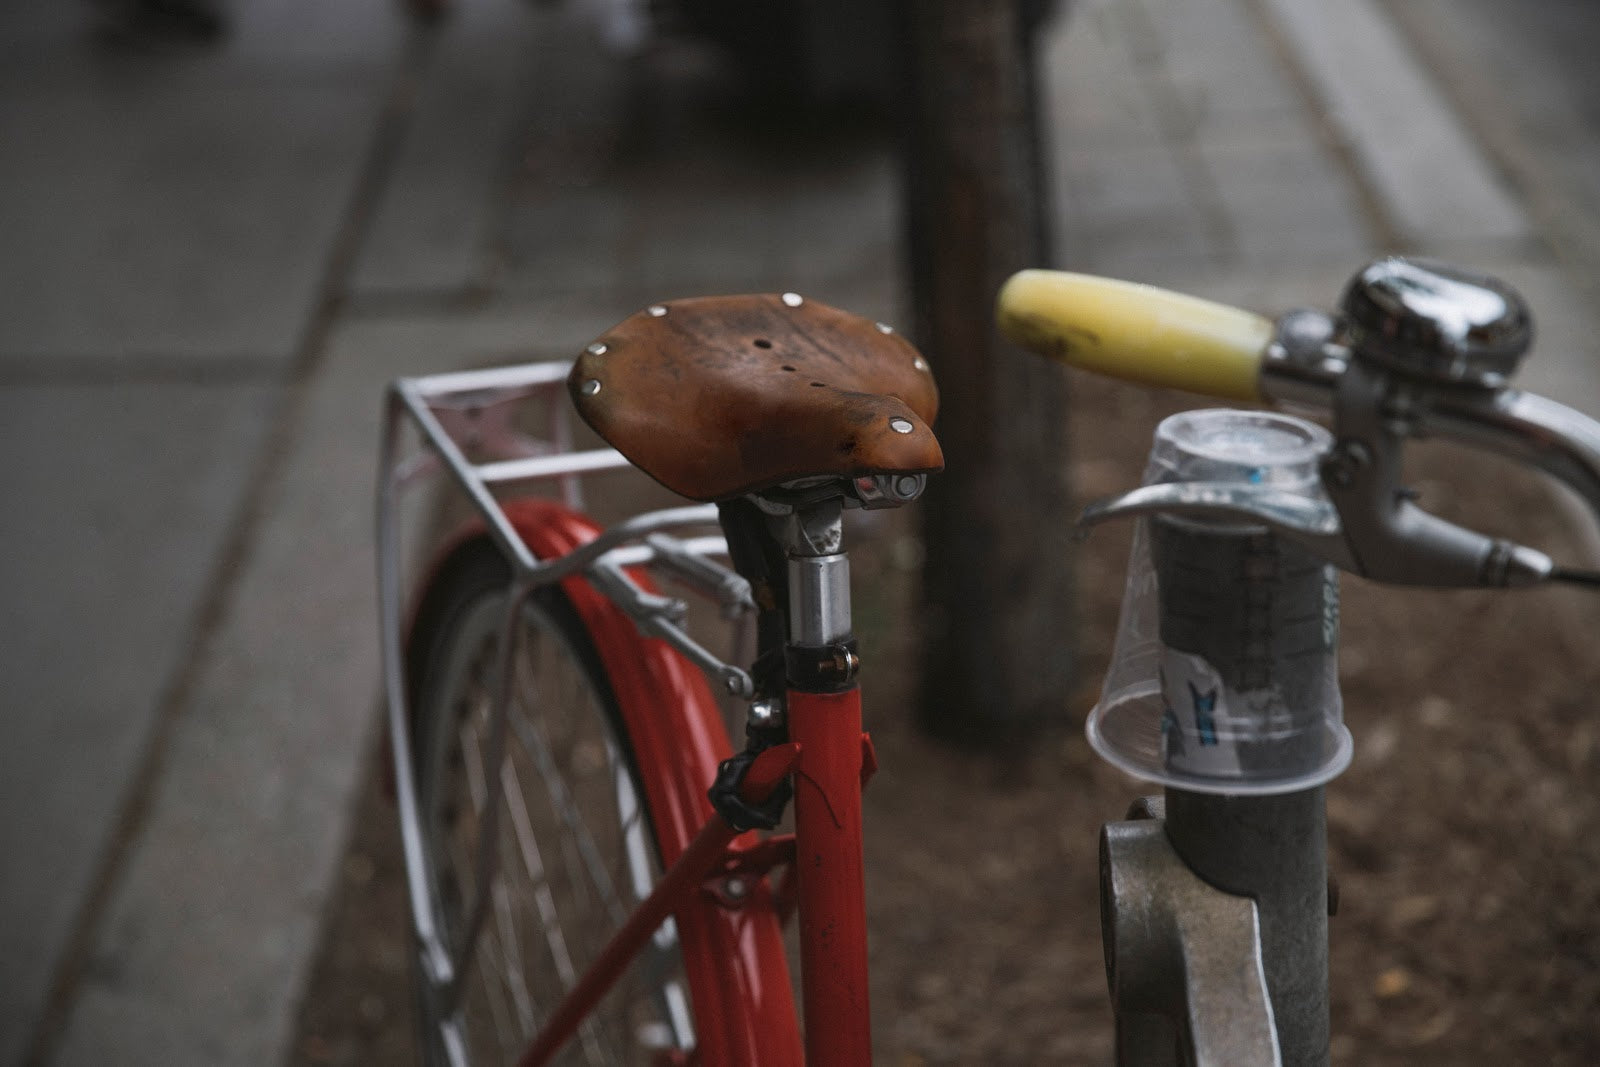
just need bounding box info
[1340,257,1532,387]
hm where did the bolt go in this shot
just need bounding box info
[748,699,785,729]
[579,379,602,397]
[724,877,749,901]
[875,322,894,334]
[1124,795,1164,821]
[1275,308,1336,363]
[913,356,929,372]
[1321,440,1369,488]
[893,474,922,498]
[888,417,914,435]
[647,304,668,317]
[586,342,607,356]
[781,292,804,307]
[830,648,860,681]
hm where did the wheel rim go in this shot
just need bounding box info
[416,589,694,1065]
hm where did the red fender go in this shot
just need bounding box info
[451,498,801,1066]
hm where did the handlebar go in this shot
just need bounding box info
[998,258,1600,590]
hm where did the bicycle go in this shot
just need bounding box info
[996,256,1600,1063]
[379,257,1600,1066]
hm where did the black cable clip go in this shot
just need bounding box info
[707,725,793,832]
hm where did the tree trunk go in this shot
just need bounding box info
[898,0,1074,744]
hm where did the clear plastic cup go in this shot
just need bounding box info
[1086,409,1353,795]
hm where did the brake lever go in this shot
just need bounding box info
[1078,481,1351,566]
[1316,356,1554,587]
[1080,472,1552,588]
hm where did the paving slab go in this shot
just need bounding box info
[1044,0,1377,280]
[352,0,544,297]
[1196,125,1374,269]
[1379,0,1600,284]
[0,380,278,1066]
[1259,0,1532,248]
[1042,8,1165,150]
[1129,0,1300,128]
[0,0,399,364]
[494,14,901,318]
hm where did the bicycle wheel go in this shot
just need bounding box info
[406,535,694,1065]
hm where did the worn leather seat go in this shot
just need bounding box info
[567,293,942,502]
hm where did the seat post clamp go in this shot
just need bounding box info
[785,639,860,693]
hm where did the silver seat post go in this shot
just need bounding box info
[788,549,851,648]
[775,495,855,656]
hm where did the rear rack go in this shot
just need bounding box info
[377,358,757,701]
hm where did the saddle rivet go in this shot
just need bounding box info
[580,379,602,397]
[889,417,914,434]
[647,305,668,317]
[782,292,804,308]
[913,356,929,372]
[876,322,894,334]
[586,342,608,356]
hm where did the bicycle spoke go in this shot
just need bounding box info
[510,642,629,925]
[488,867,537,1035]
[472,924,520,1058]
[499,755,580,988]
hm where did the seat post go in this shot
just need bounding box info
[779,496,874,1066]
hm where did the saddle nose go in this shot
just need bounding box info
[568,293,942,502]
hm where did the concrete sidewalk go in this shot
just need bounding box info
[3,0,1597,1064]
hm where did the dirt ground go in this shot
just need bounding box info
[290,368,1600,1065]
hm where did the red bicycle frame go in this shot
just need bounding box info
[496,500,879,1067]
[787,687,873,1064]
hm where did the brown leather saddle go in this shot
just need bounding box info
[567,293,942,502]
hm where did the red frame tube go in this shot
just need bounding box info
[517,745,804,1067]
[493,500,802,1066]
[787,686,873,1065]
[516,816,742,1067]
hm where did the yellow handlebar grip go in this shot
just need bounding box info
[997,270,1272,402]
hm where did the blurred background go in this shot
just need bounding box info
[3,0,1600,1063]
